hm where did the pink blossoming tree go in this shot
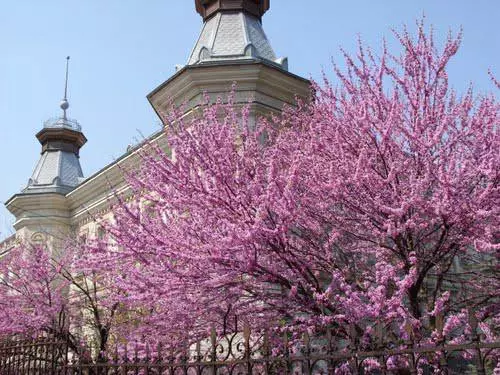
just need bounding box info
[0,240,127,361]
[1,20,497,372]
[91,19,498,356]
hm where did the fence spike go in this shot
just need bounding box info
[210,326,217,362]
[113,343,119,364]
[123,343,129,363]
[146,342,150,363]
[210,326,217,347]
[157,342,163,362]
[243,322,251,340]
[263,330,270,358]
[134,341,139,362]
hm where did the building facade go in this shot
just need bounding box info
[1,0,309,251]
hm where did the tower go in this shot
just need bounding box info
[26,57,86,195]
[148,0,309,122]
[5,57,86,247]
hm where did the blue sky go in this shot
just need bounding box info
[1,1,498,239]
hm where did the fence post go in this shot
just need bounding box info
[156,343,164,375]
[11,340,16,375]
[243,323,252,374]
[64,337,69,375]
[0,341,3,371]
[168,347,175,375]
[326,328,336,374]
[401,322,418,375]
[2,342,7,375]
[51,339,57,374]
[44,338,50,374]
[304,332,313,375]
[195,340,202,375]
[469,310,486,375]
[374,323,387,375]
[210,326,217,375]
[7,342,11,375]
[434,313,448,375]
[134,341,140,374]
[0,341,3,373]
[182,339,189,375]
[145,343,151,375]
[283,331,290,375]
[263,330,270,375]
[121,343,128,375]
[348,323,359,375]
[407,347,418,375]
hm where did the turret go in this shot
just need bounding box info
[148,0,308,121]
[6,57,86,245]
[24,57,86,195]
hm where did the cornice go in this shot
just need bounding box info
[66,133,168,227]
[148,60,310,122]
[6,193,69,216]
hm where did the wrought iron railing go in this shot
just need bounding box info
[1,326,498,374]
[43,117,82,132]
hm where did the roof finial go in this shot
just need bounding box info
[60,56,70,120]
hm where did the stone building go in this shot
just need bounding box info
[0,0,309,251]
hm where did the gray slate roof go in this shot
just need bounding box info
[188,12,286,68]
[24,150,84,195]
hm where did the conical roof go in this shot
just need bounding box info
[188,0,287,69]
[25,147,84,194]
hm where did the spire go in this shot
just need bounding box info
[188,0,287,69]
[61,56,70,120]
[22,57,87,195]
[43,56,82,133]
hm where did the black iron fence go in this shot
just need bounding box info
[0,337,67,374]
[1,326,498,374]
